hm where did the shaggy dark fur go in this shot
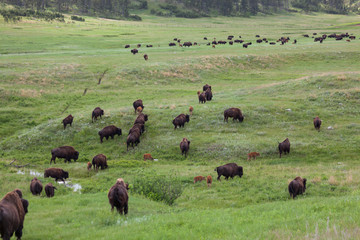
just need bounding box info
[197,91,206,104]
[288,177,307,199]
[30,178,43,196]
[50,146,79,164]
[205,88,212,101]
[92,107,104,123]
[44,183,57,198]
[108,182,129,215]
[278,138,290,158]
[129,124,145,135]
[127,131,141,151]
[134,113,148,125]
[215,163,243,181]
[133,99,144,114]
[313,116,322,131]
[44,168,69,183]
[92,154,108,171]
[224,108,244,122]
[98,125,122,143]
[62,115,73,129]
[180,138,191,157]
[172,114,190,129]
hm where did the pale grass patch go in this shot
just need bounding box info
[328,176,338,186]
[311,176,321,184]
[19,89,41,97]
[170,104,176,110]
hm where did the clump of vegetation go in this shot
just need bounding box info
[0,8,64,22]
[71,15,85,21]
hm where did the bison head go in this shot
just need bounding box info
[74,151,79,160]
[22,199,29,213]
[303,178,307,189]
[100,110,104,116]
[238,166,243,178]
[239,115,244,122]
[185,115,190,122]
[63,171,69,179]
[116,128,122,136]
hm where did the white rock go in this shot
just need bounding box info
[327,126,334,130]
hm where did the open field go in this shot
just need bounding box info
[1,12,360,239]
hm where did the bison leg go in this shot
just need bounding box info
[15,225,23,240]
[106,136,109,140]
[100,136,103,143]
[63,124,66,129]
[124,203,128,215]
[217,175,221,181]
[111,135,114,139]
[50,156,56,164]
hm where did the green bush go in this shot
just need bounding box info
[71,15,85,21]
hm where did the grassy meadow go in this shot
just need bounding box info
[1,12,360,239]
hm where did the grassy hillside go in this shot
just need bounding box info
[0,13,360,239]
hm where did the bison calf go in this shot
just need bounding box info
[207,175,212,188]
[133,99,144,114]
[215,163,243,181]
[180,138,190,157]
[98,125,122,143]
[62,114,73,129]
[92,107,104,122]
[45,183,57,198]
[278,138,290,158]
[313,116,322,131]
[92,154,108,171]
[224,108,244,122]
[51,146,79,164]
[30,177,43,196]
[288,176,307,199]
[193,176,205,183]
[247,152,260,160]
[143,153,154,161]
[87,162,92,171]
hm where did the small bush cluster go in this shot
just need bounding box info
[0,8,64,22]
[150,4,207,18]
[71,15,85,21]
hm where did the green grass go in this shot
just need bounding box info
[0,12,360,239]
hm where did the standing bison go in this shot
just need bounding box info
[98,125,122,143]
[92,154,108,171]
[133,99,144,114]
[92,107,104,122]
[44,183,57,198]
[224,108,244,122]
[205,88,213,101]
[62,115,73,129]
[50,146,79,164]
[0,189,28,240]
[215,163,243,181]
[30,177,43,196]
[44,168,69,183]
[288,176,307,199]
[197,91,206,104]
[180,138,191,157]
[278,138,290,158]
[108,180,129,215]
[173,114,190,129]
[313,116,322,131]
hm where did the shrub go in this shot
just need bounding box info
[71,15,85,21]
[128,14,142,21]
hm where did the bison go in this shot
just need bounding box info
[108,181,129,215]
[144,54,148,61]
[197,91,206,104]
[125,44,130,48]
[30,177,43,196]
[172,114,190,129]
[278,138,290,158]
[44,168,69,183]
[247,152,260,160]
[131,48,138,54]
[207,175,212,188]
[0,189,28,240]
[183,42,192,47]
[215,163,243,181]
[92,154,108,171]
[127,131,141,151]
[288,176,307,199]
[169,43,176,46]
[133,99,144,114]
[129,123,145,135]
[87,162,92,171]
[92,107,104,123]
[62,115,73,129]
[189,106,193,116]
[205,88,212,101]
[193,176,205,183]
[51,146,79,164]
[98,125,122,143]
[143,153,154,161]
[180,138,190,157]
[224,108,244,122]
[134,113,148,125]
[313,116,322,131]
[44,183,57,198]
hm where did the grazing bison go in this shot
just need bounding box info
[172,114,190,129]
[131,48,138,54]
[129,123,145,135]
[44,168,69,183]
[108,181,129,215]
[125,44,130,48]
[247,152,260,160]
[288,176,307,199]
[278,138,290,158]
[146,44,153,47]
[127,131,141,151]
[30,178,43,196]
[44,183,57,198]
[183,42,192,47]
[204,37,208,40]
[92,154,108,171]
[62,115,73,129]
[0,189,28,240]
[197,91,206,104]
[256,39,263,43]
[224,108,244,122]
[243,43,249,48]
[193,176,205,183]
[205,88,212,101]
[144,54,148,61]
[313,116,322,131]
[207,175,212,188]
[51,146,79,164]
[134,113,148,125]
[92,107,104,122]
[143,153,154,161]
[137,44,141,48]
[215,163,243,181]
[133,99,144,114]
[98,125,122,143]
[87,162,92,171]
[180,138,190,157]
[189,106,193,116]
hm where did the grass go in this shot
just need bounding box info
[0,11,360,239]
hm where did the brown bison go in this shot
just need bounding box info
[288,176,307,199]
[125,44,130,48]
[173,114,190,129]
[189,106,193,116]
[98,125,122,143]
[313,116,322,131]
[134,113,148,125]
[143,153,154,161]
[136,106,143,113]
[144,54,148,61]
[203,84,212,91]
[180,138,190,157]
[62,115,73,129]
[108,181,129,215]
[193,176,205,183]
[215,163,243,181]
[92,154,108,171]
[0,189,28,240]
[133,99,144,114]
[205,88,212,101]
[197,91,206,104]
[51,146,79,164]
[247,152,260,160]
[278,138,290,158]
[224,108,244,122]
[207,175,212,188]
[127,131,141,151]
[183,42,192,47]
[44,168,69,183]
[129,123,145,135]
[30,177,43,196]
[44,183,57,198]
[131,48,138,54]
[87,162,92,171]
[92,107,104,123]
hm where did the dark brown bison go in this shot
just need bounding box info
[169,42,176,46]
[205,88,212,101]
[180,138,190,157]
[269,42,276,45]
[92,107,104,122]
[108,181,129,215]
[256,39,263,43]
[137,44,141,48]
[133,99,144,114]
[30,177,43,196]
[224,108,244,122]
[131,48,138,54]
[313,116,322,131]
[134,113,148,125]
[51,146,79,164]
[288,176,307,199]
[129,123,145,135]
[243,43,249,48]
[0,189,28,240]
[278,138,290,158]
[62,115,73,129]
[127,131,141,151]
[183,42,192,47]
[98,125,122,143]
[44,183,57,198]
[44,168,69,183]
[146,44,153,47]
[197,91,206,104]
[215,163,243,181]
[92,154,108,171]
[144,54,148,61]
[172,114,190,129]
[125,44,130,48]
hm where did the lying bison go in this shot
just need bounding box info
[215,163,243,181]
[180,138,190,157]
[98,125,122,143]
[92,107,104,123]
[313,116,322,131]
[0,189,28,240]
[62,114,73,129]
[288,176,307,199]
[173,114,190,129]
[44,168,69,183]
[133,99,144,114]
[51,146,79,164]
[92,154,108,171]
[45,183,57,198]
[278,138,290,158]
[108,180,129,215]
[30,177,43,196]
[224,108,244,122]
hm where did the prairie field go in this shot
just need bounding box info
[0,12,360,239]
